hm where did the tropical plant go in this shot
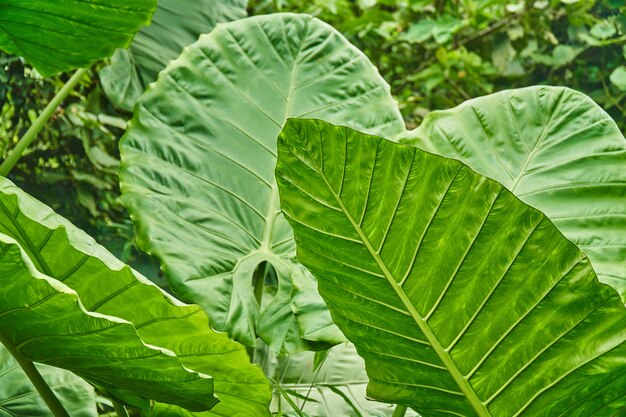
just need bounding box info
[99,0,249,111]
[118,12,404,355]
[250,0,626,130]
[0,1,624,417]
[276,117,626,416]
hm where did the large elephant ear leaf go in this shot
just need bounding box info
[400,86,626,299]
[100,0,247,111]
[119,13,405,354]
[276,118,626,417]
[0,0,156,76]
[0,177,270,416]
[0,345,97,417]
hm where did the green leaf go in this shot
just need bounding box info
[119,13,405,353]
[590,20,617,40]
[100,0,247,111]
[401,86,626,298]
[0,345,97,417]
[403,16,463,45]
[551,45,582,68]
[0,177,270,416]
[269,343,420,417]
[610,66,626,91]
[0,0,157,76]
[276,118,626,417]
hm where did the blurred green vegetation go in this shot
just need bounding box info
[0,55,161,280]
[250,0,626,128]
[1,0,624,274]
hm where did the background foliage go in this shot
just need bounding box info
[250,0,626,129]
[2,0,625,263]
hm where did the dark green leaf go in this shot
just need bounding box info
[100,0,247,111]
[0,0,156,76]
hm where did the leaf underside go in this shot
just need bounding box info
[0,178,270,416]
[0,345,97,417]
[401,86,626,299]
[269,343,420,417]
[277,118,626,417]
[0,0,156,76]
[120,13,405,354]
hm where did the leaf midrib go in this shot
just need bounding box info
[313,156,491,417]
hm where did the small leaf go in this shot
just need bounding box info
[610,66,626,91]
[590,20,617,39]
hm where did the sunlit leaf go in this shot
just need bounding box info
[277,118,626,417]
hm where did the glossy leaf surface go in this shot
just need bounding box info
[0,0,156,76]
[0,178,270,416]
[401,86,626,298]
[0,345,97,417]
[277,119,626,417]
[120,13,404,353]
[100,0,247,111]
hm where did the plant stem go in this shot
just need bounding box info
[246,262,266,361]
[0,333,70,417]
[392,405,408,417]
[0,67,87,177]
[112,400,130,417]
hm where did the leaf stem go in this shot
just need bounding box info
[392,405,408,417]
[0,68,87,177]
[246,261,266,361]
[112,400,130,417]
[0,332,70,417]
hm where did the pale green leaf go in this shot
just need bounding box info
[119,13,404,354]
[401,86,626,298]
[610,66,626,91]
[0,0,156,76]
[100,0,247,111]
[0,345,97,417]
[276,118,626,417]
[590,20,617,40]
[0,177,270,416]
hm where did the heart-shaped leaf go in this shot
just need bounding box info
[277,118,626,417]
[119,13,405,353]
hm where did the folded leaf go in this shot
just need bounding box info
[0,178,270,416]
[400,86,626,298]
[277,119,626,417]
[120,13,404,353]
[100,0,247,111]
[0,345,97,417]
[0,0,156,76]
